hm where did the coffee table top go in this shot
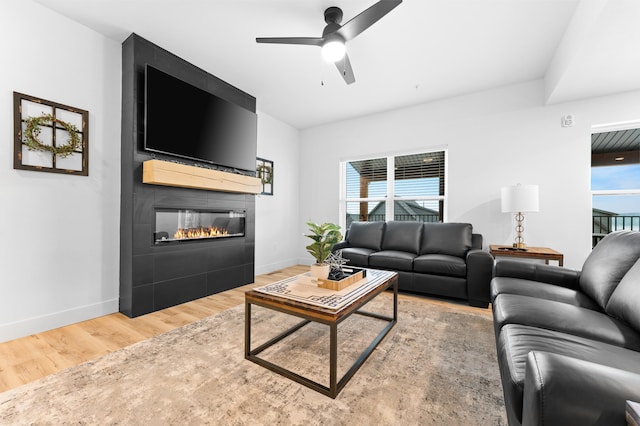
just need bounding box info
[246,268,397,320]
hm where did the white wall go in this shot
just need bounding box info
[0,1,299,341]
[2,1,638,342]
[255,112,301,274]
[299,80,640,269]
[0,1,122,342]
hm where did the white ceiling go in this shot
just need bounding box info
[34,0,640,129]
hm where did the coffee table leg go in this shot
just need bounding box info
[244,300,251,357]
[394,278,398,321]
[329,323,337,397]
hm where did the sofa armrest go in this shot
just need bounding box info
[332,241,350,252]
[494,259,581,290]
[522,351,640,426]
[466,249,494,308]
[471,233,483,250]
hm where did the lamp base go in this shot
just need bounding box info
[513,211,528,250]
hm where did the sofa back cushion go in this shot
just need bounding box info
[580,230,640,309]
[381,221,423,254]
[606,257,640,333]
[420,223,473,258]
[346,221,385,251]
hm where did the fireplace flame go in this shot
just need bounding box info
[174,227,228,240]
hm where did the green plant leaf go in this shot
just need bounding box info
[304,221,343,264]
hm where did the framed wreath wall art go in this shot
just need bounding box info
[256,157,273,195]
[13,92,89,176]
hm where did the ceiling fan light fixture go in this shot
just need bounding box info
[256,0,403,83]
[321,34,346,62]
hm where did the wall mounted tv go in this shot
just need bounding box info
[144,64,257,173]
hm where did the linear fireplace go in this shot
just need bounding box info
[154,208,246,244]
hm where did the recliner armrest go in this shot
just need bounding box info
[466,249,494,308]
[494,259,581,290]
[522,351,640,425]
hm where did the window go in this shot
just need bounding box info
[591,127,640,247]
[341,150,446,229]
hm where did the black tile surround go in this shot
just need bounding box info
[120,34,256,317]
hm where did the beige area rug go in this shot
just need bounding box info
[0,294,507,425]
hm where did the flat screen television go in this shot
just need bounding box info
[144,64,257,173]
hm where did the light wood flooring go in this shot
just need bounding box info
[0,265,489,393]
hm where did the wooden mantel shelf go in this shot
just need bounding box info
[142,160,261,194]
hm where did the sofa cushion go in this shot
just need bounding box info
[493,293,640,351]
[580,230,640,309]
[606,257,640,333]
[420,223,472,258]
[369,250,416,272]
[381,221,422,254]
[491,277,600,310]
[413,254,466,278]
[340,247,374,267]
[413,273,467,299]
[346,221,385,251]
[497,324,640,425]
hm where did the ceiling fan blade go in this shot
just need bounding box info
[335,53,355,85]
[338,0,402,41]
[255,37,323,46]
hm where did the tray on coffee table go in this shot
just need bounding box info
[298,267,366,291]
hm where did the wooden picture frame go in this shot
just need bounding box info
[13,92,89,176]
[256,157,273,195]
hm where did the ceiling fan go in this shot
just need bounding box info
[256,0,402,85]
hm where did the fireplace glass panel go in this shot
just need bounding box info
[154,208,245,243]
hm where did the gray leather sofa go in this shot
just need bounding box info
[332,221,493,308]
[491,230,640,425]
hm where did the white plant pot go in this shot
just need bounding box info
[310,263,330,280]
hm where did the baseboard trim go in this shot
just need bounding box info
[255,259,300,276]
[0,299,119,343]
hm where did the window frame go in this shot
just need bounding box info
[590,122,640,246]
[339,148,448,230]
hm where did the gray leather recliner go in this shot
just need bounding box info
[491,230,640,425]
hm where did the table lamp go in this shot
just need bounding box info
[501,184,539,249]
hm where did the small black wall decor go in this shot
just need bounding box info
[256,157,274,195]
[13,92,89,176]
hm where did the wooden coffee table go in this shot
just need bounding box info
[244,269,398,398]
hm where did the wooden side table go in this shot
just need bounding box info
[490,245,564,267]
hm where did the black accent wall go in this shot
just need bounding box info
[120,33,256,317]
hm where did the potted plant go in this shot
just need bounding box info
[305,221,343,279]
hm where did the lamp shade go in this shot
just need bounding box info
[501,184,539,213]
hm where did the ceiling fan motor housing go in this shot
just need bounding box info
[324,7,343,25]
